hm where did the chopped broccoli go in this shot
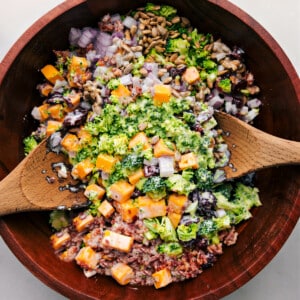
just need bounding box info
[144,216,178,242]
[89,199,101,216]
[49,210,69,231]
[142,176,167,200]
[98,133,128,156]
[166,174,196,195]
[23,135,38,155]
[214,183,233,199]
[121,154,143,173]
[157,242,183,256]
[107,78,121,90]
[147,48,170,66]
[177,222,200,242]
[202,59,217,70]
[166,38,190,56]
[167,97,191,114]
[214,183,261,225]
[107,162,126,185]
[195,168,214,190]
[218,78,232,93]
[145,3,177,19]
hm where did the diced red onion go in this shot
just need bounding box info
[120,74,132,85]
[123,16,137,28]
[225,102,238,115]
[110,13,121,22]
[31,106,41,120]
[97,32,113,47]
[243,108,259,123]
[215,209,226,218]
[69,27,82,46]
[78,28,97,48]
[101,171,109,180]
[93,66,108,78]
[208,94,224,109]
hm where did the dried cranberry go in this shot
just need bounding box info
[202,252,217,269]
[144,165,159,177]
[230,46,245,61]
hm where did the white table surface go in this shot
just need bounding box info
[0,1,299,299]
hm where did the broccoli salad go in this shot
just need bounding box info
[24,3,262,288]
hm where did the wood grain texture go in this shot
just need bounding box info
[215,111,300,179]
[0,0,299,299]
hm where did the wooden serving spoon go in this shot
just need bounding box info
[215,111,300,179]
[0,139,88,216]
[0,112,299,216]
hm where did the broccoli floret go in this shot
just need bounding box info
[121,154,143,174]
[144,217,178,242]
[166,38,190,56]
[214,215,231,230]
[202,59,217,70]
[107,162,126,185]
[89,199,101,216]
[157,242,183,256]
[214,183,233,199]
[214,183,261,225]
[167,97,191,115]
[107,78,121,90]
[198,218,217,241]
[49,210,69,231]
[142,176,167,200]
[177,222,200,242]
[23,135,38,155]
[147,48,170,66]
[195,168,214,190]
[98,133,128,156]
[218,78,232,94]
[145,3,177,19]
[166,174,196,195]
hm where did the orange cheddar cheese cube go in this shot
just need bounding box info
[50,231,71,250]
[46,120,62,136]
[153,84,171,106]
[109,180,135,203]
[71,159,94,180]
[153,139,175,158]
[98,200,115,218]
[118,200,139,223]
[182,66,200,84]
[67,92,81,108]
[128,132,151,150]
[73,213,94,232]
[61,133,79,152]
[84,184,106,200]
[37,103,50,121]
[39,83,53,97]
[77,127,92,144]
[101,230,134,253]
[138,196,167,219]
[69,56,88,73]
[48,104,64,120]
[75,246,99,270]
[111,84,131,98]
[167,212,182,228]
[128,168,144,185]
[152,268,172,289]
[96,153,118,173]
[41,64,65,85]
[111,263,134,285]
[178,152,199,170]
[168,194,188,214]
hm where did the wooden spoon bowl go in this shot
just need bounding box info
[0,0,299,299]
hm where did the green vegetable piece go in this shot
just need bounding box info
[142,176,167,200]
[107,78,121,90]
[166,38,190,56]
[195,168,214,190]
[49,210,69,231]
[177,222,200,242]
[166,174,196,195]
[218,78,232,94]
[157,242,183,256]
[23,135,38,155]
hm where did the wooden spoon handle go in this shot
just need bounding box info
[216,111,300,179]
[0,157,37,215]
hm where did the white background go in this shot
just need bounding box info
[0,1,299,299]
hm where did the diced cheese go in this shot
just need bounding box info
[41,64,64,84]
[98,200,115,218]
[48,104,64,120]
[178,152,199,170]
[84,184,106,200]
[111,263,134,285]
[96,153,118,173]
[77,126,92,144]
[182,66,200,84]
[39,83,53,97]
[128,168,144,185]
[50,231,71,250]
[118,200,138,223]
[109,180,135,203]
[153,84,171,106]
[37,103,50,121]
[138,196,167,219]
[168,194,188,214]
[111,84,131,98]
[75,246,99,269]
[128,132,151,150]
[46,120,62,136]
[167,212,182,228]
[101,230,134,253]
[152,268,172,289]
[71,159,94,180]
[153,139,175,158]
[61,133,79,152]
[73,213,94,232]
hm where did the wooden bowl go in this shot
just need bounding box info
[0,0,299,299]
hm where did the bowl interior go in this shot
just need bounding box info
[0,0,299,299]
